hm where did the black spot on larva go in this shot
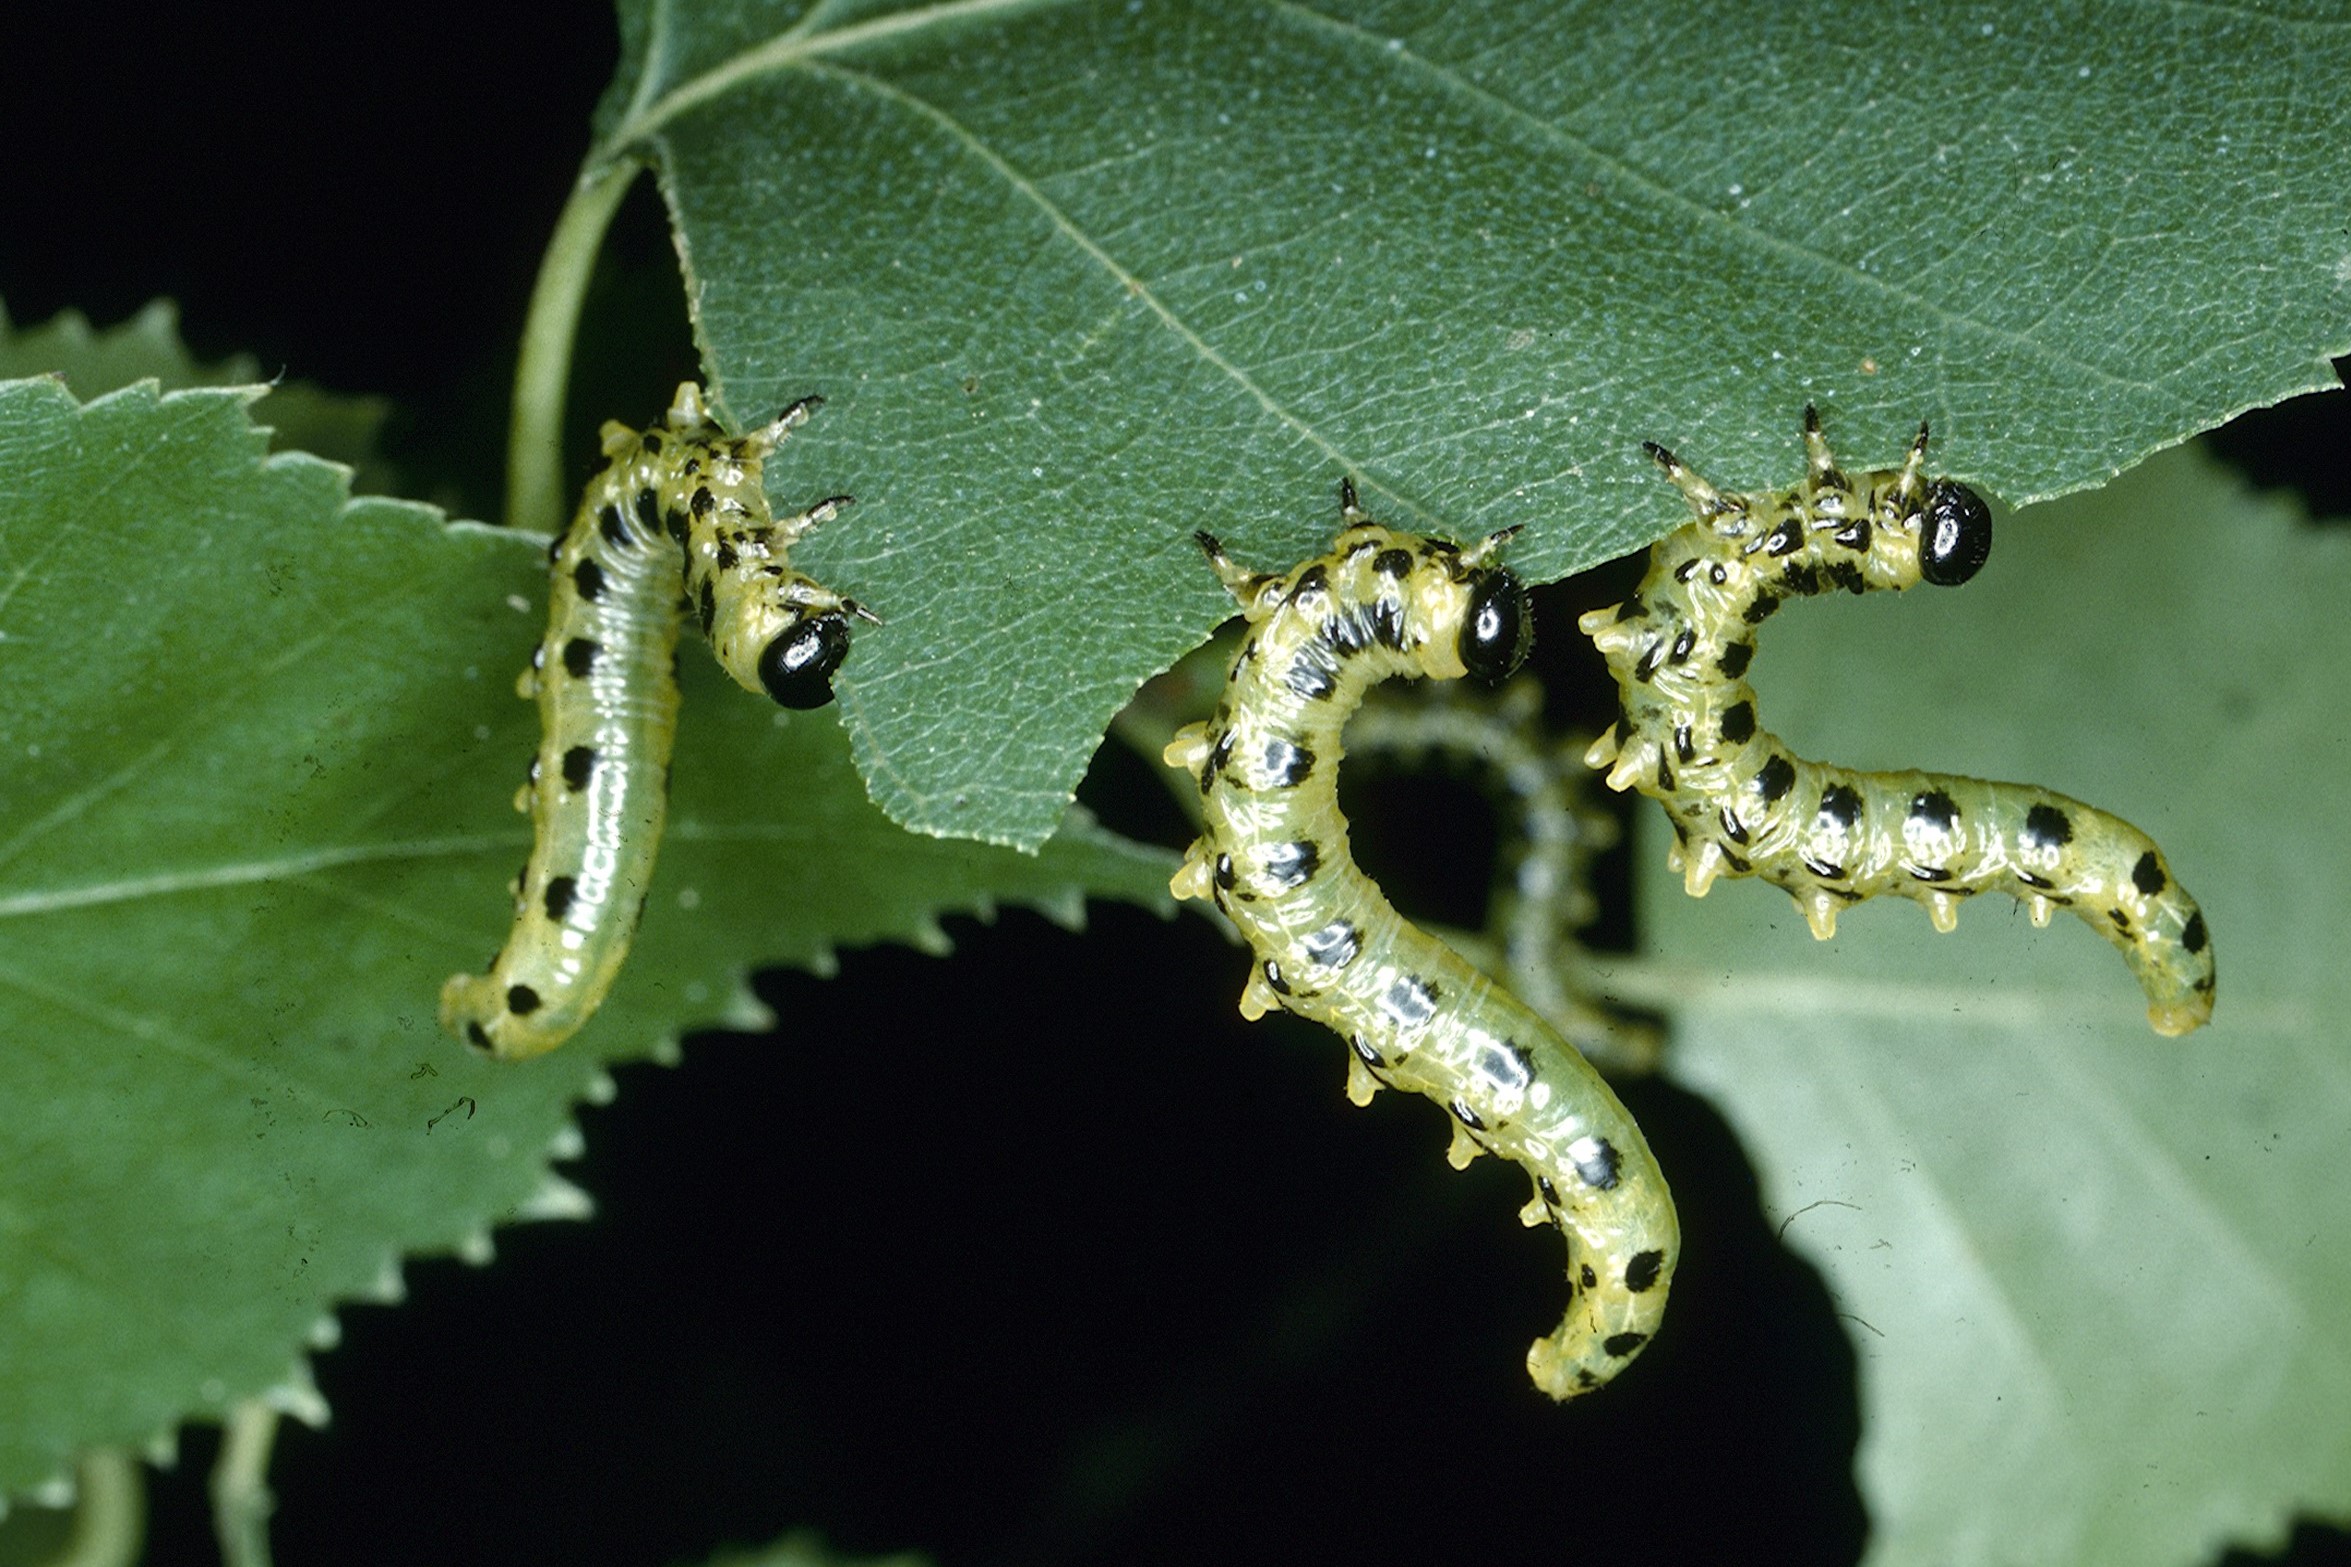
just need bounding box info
[1910,789,1960,833]
[573,557,606,602]
[542,875,577,921]
[1717,641,1753,678]
[1656,753,1674,792]
[1380,974,1439,1030]
[2108,907,2133,934]
[714,540,738,573]
[1834,515,1872,552]
[1263,737,1314,788]
[2132,851,2167,896]
[1614,594,1648,623]
[2024,803,2074,848]
[598,503,633,548]
[1801,854,1846,881]
[1291,563,1329,602]
[2183,910,2209,954]
[665,509,688,545]
[562,637,599,678]
[1212,853,1235,892]
[1579,1263,1598,1290]
[1720,701,1757,744]
[698,579,717,637]
[639,431,664,453]
[1718,805,1749,845]
[2017,870,2054,890]
[1625,1249,1665,1293]
[1201,730,1236,793]
[1754,754,1796,803]
[1765,517,1802,556]
[1603,1331,1650,1358]
[1721,847,1751,873]
[1743,592,1781,625]
[505,983,543,1016]
[1537,1176,1560,1207]
[1635,638,1666,682]
[466,1021,493,1050]
[1322,606,1378,656]
[1260,840,1321,890]
[1373,547,1413,577]
[1817,464,1849,494]
[1261,959,1290,996]
[1668,626,1695,665]
[1571,1137,1622,1190]
[1300,920,1361,970]
[1781,561,1820,595]
[1350,1033,1387,1068]
[1450,1099,1485,1131]
[1909,864,1952,883]
[1370,597,1407,650]
[1285,655,1338,702]
[1673,559,1698,583]
[1674,723,1695,764]
[561,745,596,791]
[1817,783,1862,831]
[691,485,715,517]
[1825,560,1867,595]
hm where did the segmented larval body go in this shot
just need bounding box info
[441,383,870,1059]
[1581,408,2212,1036]
[1166,489,1678,1398]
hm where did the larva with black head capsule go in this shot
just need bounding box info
[1581,407,2213,1036]
[1165,484,1679,1399]
[441,382,875,1059]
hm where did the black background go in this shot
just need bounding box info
[4,5,2346,1565]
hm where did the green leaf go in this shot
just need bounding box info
[585,0,2350,848]
[0,297,396,489]
[1638,446,2351,1567]
[0,377,1176,1496]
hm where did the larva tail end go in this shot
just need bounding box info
[438,972,570,1062]
[2147,994,2212,1037]
[1526,1316,1658,1402]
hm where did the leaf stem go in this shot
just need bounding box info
[507,157,644,533]
[209,1401,280,1567]
[45,1449,144,1567]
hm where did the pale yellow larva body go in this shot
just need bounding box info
[441,383,870,1059]
[1166,488,1677,1399]
[1582,408,2212,1036]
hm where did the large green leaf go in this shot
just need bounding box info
[0,377,1176,1496]
[583,0,2349,847]
[1639,447,2351,1566]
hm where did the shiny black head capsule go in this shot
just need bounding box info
[1918,479,1992,586]
[757,611,853,708]
[1459,569,1532,684]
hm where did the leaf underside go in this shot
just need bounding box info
[600,0,2348,847]
[1651,447,2351,1567]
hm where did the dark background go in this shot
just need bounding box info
[4,6,2346,1565]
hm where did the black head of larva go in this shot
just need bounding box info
[758,611,854,708]
[1461,568,1533,684]
[1918,479,1993,587]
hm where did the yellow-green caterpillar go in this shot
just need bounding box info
[442,383,872,1059]
[1582,407,2213,1036]
[1165,485,1678,1399]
